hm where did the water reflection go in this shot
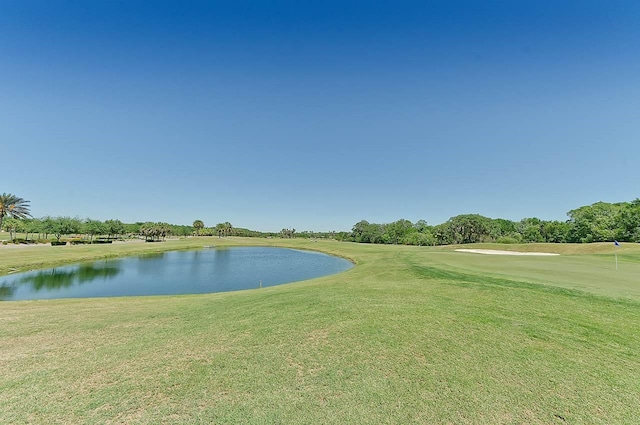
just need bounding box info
[0,283,15,300]
[139,252,166,260]
[18,263,121,292]
[213,247,231,274]
[135,252,166,275]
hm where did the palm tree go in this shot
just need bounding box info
[224,222,233,237]
[193,220,204,236]
[215,223,225,238]
[0,193,31,231]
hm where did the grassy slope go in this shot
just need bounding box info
[432,242,640,300]
[1,239,639,424]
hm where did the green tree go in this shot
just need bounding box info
[84,219,106,241]
[614,199,640,242]
[0,193,31,231]
[3,217,19,240]
[193,220,204,236]
[567,202,621,243]
[22,218,41,241]
[413,219,431,234]
[439,214,492,244]
[517,218,545,243]
[139,222,172,241]
[44,217,82,242]
[541,220,570,243]
[351,220,385,243]
[384,219,415,244]
[104,219,125,240]
[489,218,517,240]
[224,222,233,237]
[280,227,296,238]
[403,231,435,246]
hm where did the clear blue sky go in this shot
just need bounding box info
[2,1,639,232]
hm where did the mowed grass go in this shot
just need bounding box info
[1,239,639,424]
[431,242,640,300]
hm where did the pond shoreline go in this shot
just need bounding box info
[0,237,356,278]
[2,246,353,301]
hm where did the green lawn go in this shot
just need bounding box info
[1,239,639,424]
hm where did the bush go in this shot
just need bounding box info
[51,241,67,246]
[91,240,113,244]
[69,239,91,245]
[2,241,7,245]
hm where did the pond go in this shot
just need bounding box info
[0,247,353,301]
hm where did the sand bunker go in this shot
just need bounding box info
[455,249,559,256]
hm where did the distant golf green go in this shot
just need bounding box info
[1,238,639,424]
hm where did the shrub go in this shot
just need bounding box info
[91,240,113,244]
[51,241,67,246]
[70,239,91,245]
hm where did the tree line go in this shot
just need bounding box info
[0,216,192,242]
[341,199,640,246]
[2,192,638,245]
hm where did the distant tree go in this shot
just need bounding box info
[0,193,31,231]
[3,217,19,240]
[614,199,640,242]
[43,217,82,242]
[139,222,171,241]
[124,222,142,236]
[224,222,233,237]
[84,219,106,241]
[193,220,204,236]
[384,219,415,244]
[173,225,193,237]
[351,220,384,243]
[403,231,435,246]
[351,220,371,243]
[413,219,431,234]
[567,202,621,243]
[541,220,570,243]
[41,216,54,240]
[215,223,225,238]
[489,218,517,240]
[517,218,545,243]
[333,231,351,241]
[440,214,492,244]
[104,219,125,240]
[280,228,296,238]
[22,218,41,241]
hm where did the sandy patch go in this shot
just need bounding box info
[455,249,559,256]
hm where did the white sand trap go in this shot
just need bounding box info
[455,249,559,256]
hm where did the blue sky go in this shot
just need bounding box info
[2,1,639,231]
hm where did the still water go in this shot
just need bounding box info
[0,247,353,301]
